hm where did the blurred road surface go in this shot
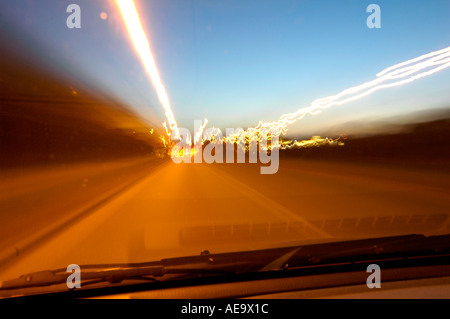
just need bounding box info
[0,157,449,281]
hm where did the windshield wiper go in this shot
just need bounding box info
[0,265,165,290]
[1,234,449,292]
[278,233,450,270]
[0,260,236,291]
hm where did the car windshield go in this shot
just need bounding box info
[0,0,449,296]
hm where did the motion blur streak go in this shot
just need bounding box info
[254,47,450,137]
[114,0,449,157]
[217,46,450,151]
[194,119,208,145]
[376,46,450,77]
[115,0,180,139]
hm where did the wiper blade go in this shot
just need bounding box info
[2,234,449,291]
[0,265,165,290]
[0,246,249,290]
[0,261,236,291]
[278,234,450,270]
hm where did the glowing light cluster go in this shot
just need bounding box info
[226,46,450,149]
[116,1,449,155]
[281,136,346,149]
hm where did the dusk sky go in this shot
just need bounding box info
[1,0,449,136]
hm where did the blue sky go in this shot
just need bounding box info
[1,0,449,135]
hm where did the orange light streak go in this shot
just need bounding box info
[116,0,180,139]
